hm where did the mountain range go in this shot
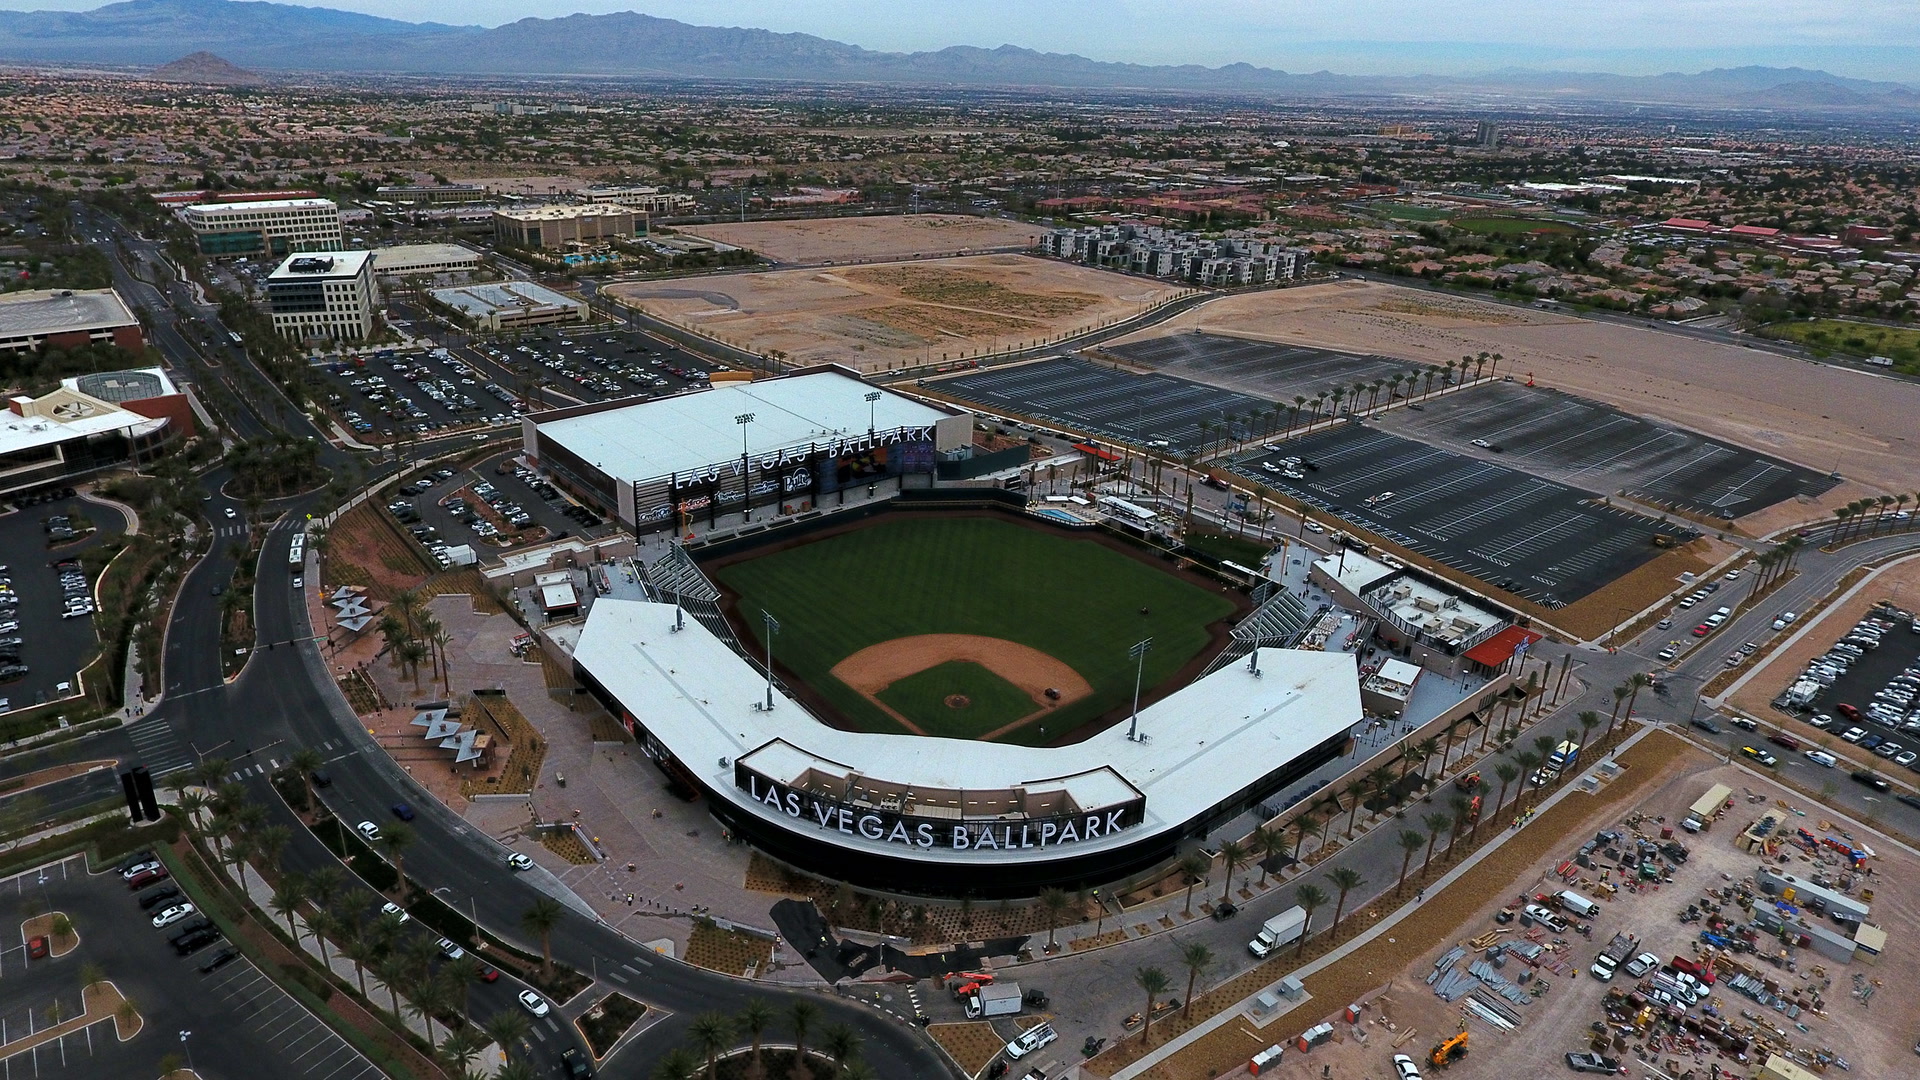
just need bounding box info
[1,0,1915,110]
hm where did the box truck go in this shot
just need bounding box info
[966,981,1023,1019]
[1247,905,1309,958]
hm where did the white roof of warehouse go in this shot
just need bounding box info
[534,369,951,484]
[0,289,137,336]
[572,598,1361,863]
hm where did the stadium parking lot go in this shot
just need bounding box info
[1373,382,1840,519]
[0,854,382,1080]
[1788,614,1920,771]
[935,355,1276,455]
[1232,424,1693,608]
[464,326,723,409]
[314,347,516,442]
[391,451,615,557]
[0,492,125,709]
[1104,332,1425,406]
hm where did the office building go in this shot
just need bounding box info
[0,288,144,354]
[367,244,483,281]
[428,281,587,332]
[0,368,191,493]
[179,198,343,257]
[267,252,378,342]
[374,183,490,205]
[492,204,641,249]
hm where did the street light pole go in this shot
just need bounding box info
[761,610,780,712]
[864,389,881,435]
[1127,637,1154,741]
[736,412,756,522]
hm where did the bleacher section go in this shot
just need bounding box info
[1202,585,1311,676]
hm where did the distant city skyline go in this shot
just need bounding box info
[1,0,1916,82]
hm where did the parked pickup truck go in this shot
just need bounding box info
[1590,932,1637,981]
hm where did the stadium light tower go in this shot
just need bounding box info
[1127,637,1154,741]
[864,389,882,434]
[736,412,756,522]
[761,610,780,711]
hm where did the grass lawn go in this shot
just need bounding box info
[1452,217,1579,236]
[1759,319,1920,374]
[1374,202,1453,222]
[1182,529,1272,567]
[877,660,1039,738]
[712,516,1237,742]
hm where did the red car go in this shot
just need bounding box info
[1692,624,1712,637]
[1768,733,1802,751]
[125,867,169,890]
[26,936,47,960]
[477,965,500,983]
[1836,703,1862,722]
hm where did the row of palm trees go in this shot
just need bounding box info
[1830,492,1918,545]
[1745,536,1807,595]
[1188,352,1503,460]
[650,997,875,1080]
[378,586,455,693]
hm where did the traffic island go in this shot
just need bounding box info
[574,991,647,1058]
[0,979,141,1059]
[20,911,78,957]
[927,1021,1005,1076]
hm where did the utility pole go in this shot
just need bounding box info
[1127,638,1154,741]
[761,610,780,712]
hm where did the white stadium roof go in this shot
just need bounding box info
[573,598,1360,863]
[534,368,952,485]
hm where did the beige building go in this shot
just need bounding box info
[492,204,641,249]
[179,198,342,257]
[267,251,379,343]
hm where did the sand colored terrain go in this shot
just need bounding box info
[830,632,1091,738]
[1124,281,1919,512]
[609,254,1180,372]
[679,213,1042,264]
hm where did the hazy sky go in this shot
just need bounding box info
[10,0,1920,77]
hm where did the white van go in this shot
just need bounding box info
[1554,890,1601,919]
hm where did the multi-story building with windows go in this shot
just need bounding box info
[179,198,343,257]
[492,204,641,249]
[267,251,378,342]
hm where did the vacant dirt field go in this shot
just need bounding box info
[608,254,1180,372]
[1126,281,1919,513]
[678,214,1043,263]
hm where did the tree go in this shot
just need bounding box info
[377,823,415,896]
[688,1012,733,1080]
[1513,751,1542,808]
[1179,941,1213,1018]
[307,908,337,971]
[1466,780,1493,844]
[1290,807,1320,862]
[1216,839,1247,904]
[1037,887,1070,952]
[1293,884,1327,957]
[1342,778,1368,838]
[521,897,563,979]
[1395,830,1425,895]
[736,998,775,1077]
[484,1008,532,1064]
[1578,710,1602,751]
[821,1022,860,1073]
[1249,826,1281,886]
[1328,867,1365,937]
[254,825,290,875]
[650,1048,701,1080]
[1420,813,1451,874]
[269,874,307,942]
[1134,966,1171,1046]
[788,998,820,1072]
[1177,852,1210,917]
[342,932,378,999]
[289,747,325,811]
[1620,673,1652,731]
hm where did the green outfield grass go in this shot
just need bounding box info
[1452,217,1580,236]
[876,660,1039,739]
[712,516,1237,742]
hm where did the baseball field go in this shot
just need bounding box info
[709,515,1240,744]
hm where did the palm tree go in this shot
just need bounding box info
[1465,780,1493,844]
[1420,813,1452,874]
[269,874,307,942]
[341,933,378,999]
[1249,826,1281,886]
[1178,852,1210,917]
[1621,673,1652,730]
[254,825,290,876]
[1134,966,1171,1046]
[1397,740,1426,782]
[1037,887,1070,952]
[1328,867,1365,936]
[1388,372,1405,404]
[521,897,563,979]
[1292,884,1327,957]
[1416,736,1443,781]
[821,1022,860,1074]
[484,1008,532,1064]
[688,1012,733,1080]
[1446,795,1472,856]
[377,955,412,1025]
[307,908,337,970]
[439,1028,484,1076]
[177,789,210,834]
[1367,765,1397,811]
[434,629,454,693]
[224,835,255,896]
[401,640,429,690]
[305,865,344,912]
[1216,839,1247,904]
[1578,710,1602,751]
[1290,808,1320,863]
[1512,750,1542,807]
[788,997,820,1071]
[377,823,415,896]
[289,747,325,810]
[650,1049,701,1080]
[736,998,775,1077]
[1179,941,1213,1018]
[1606,684,1631,735]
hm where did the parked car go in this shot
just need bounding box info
[518,990,550,1018]
[151,903,197,929]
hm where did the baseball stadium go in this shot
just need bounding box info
[558,435,1360,900]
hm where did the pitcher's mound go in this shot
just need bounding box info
[945,694,971,709]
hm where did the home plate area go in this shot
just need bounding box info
[830,634,1092,740]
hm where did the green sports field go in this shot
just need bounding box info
[711,516,1238,743]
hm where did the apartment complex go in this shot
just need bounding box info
[492,204,642,249]
[266,251,379,342]
[0,288,144,354]
[179,198,343,257]
[1040,224,1313,286]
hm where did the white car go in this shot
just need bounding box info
[518,989,550,1017]
[437,937,466,961]
[152,903,196,928]
[121,860,162,880]
[505,852,535,872]
[1393,1053,1424,1080]
[292,575,304,589]
[356,820,383,842]
[1804,750,1838,768]
[223,507,236,519]
[379,902,410,924]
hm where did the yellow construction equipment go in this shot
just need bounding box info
[1430,1031,1469,1069]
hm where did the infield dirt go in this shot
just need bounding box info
[676,213,1041,264]
[1117,280,1919,521]
[831,633,1093,738]
[606,254,1181,373]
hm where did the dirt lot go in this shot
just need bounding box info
[1263,750,1918,1080]
[1119,281,1919,513]
[677,214,1043,264]
[608,254,1180,372]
